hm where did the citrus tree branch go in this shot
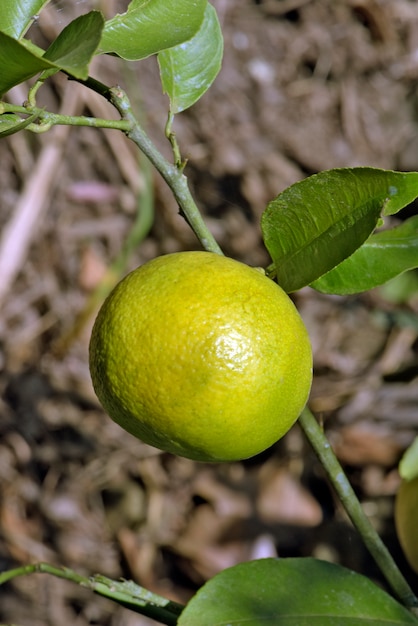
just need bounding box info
[0,563,184,625]
[3,75,222,256]
[78,78,223,255]
[0,102,131,132]
[299,407,418,615]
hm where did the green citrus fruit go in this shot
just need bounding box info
[89,251,312,462]
[395,476,418,573]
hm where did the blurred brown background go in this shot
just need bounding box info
[1,1,418,624]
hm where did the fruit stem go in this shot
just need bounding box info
[0,563,185,625]
[299,407,418,614]
[75,77,223,256]
[112,86,223,255]
[8,74,223,257]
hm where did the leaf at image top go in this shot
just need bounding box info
[44,11,104,79]
[261,168,418,293]
[0,0,51,39]
[0,31,53,96]
[158,3,223,113]
[99,0,207,61]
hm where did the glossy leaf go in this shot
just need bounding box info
[0,11,104,96]
[311,215,418,295]
[0,31,53,96]
[0,111,39,136]
[44,11,104,79]
[179,558,418,625]
[98,0,206,61]
[158,3,223,113]
[399,437,418,482]
[261,168,418,293]
[0,0,51,39]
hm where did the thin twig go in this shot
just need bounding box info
[299,407,418,615]
[1,103,131,132]
[0,563,184,625]
[110,85,223,255]
[76,77,223,255]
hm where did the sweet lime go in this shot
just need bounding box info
[395,476,418,573]
[89,251,312,462]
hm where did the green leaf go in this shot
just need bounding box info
[158,3,223,113]
[44,11,104,79]
[0,11,104,96]
[399,437,418,482]
[179,558,418,625]
[0,113,23,133]
[261,168,418,293]
[0,0,51,39]
[98,0,207,61]
[0,110,39,136]
[0,31,54,96]
[311,215,418,295]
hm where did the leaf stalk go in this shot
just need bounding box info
[0,563,184,625]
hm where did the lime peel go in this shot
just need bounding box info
[89,251,313,462]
